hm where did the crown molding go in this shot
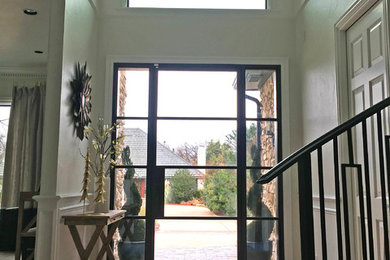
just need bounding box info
[0,66,47,75]
[0,66,47,79]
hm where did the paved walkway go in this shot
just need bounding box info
[155,246,237,260]
[155,204,237,259]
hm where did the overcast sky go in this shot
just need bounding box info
[0,107,10,138]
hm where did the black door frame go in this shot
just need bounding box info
[111,63,283,260]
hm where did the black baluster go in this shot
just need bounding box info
[362,120,375,260]
[317,147,327,260]
[333,138,343,260]
[341,164,351,260]
[356,165,367,260]
[376,112,390,260]
[298,153,315,260]
[347,129,354,164]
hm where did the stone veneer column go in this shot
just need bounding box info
[260,75,277,260]
[113,71,127,257]
[115,70,127,210]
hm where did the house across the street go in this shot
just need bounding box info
[122,128,204,198]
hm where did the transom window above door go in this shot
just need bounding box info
[127,0,267,10]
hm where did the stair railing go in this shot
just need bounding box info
[258,97,390,260]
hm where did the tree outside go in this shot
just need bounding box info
[202,169,236,216]
[167,169,197,204]
[122,146,142,216]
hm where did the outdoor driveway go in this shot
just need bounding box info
[155,204,237,259]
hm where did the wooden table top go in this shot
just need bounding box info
[62,210,126,226]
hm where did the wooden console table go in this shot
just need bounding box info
[62,210,125,260]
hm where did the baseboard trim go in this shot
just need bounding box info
[312,195,336,215]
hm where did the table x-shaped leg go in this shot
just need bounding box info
[121,218,134,241]
[68,225,104,260]
[96,221,121,260]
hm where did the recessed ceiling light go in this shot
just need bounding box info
[34,50,44,54]
[24,9,38,15]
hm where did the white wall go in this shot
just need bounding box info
[295,0,356,259]
[55,0,99,259]
[35,0,99,259]
[57,0,98,196]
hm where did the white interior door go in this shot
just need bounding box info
[346,1,388,259]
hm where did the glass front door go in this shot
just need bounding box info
[112,64,282,260]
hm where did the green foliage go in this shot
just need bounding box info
[225,130,237,151]
[122,146,141,216]
[127,181,142,215]
[247,145,272,216]
[193,190,202,200]
[224,125,257,154]
[247,144,273,241]
[122,146,135,179]
[246,123,257,141]
[202,170,236,216]
[168,169,197,203]
[131,219,145,241]
[206,140,236,167]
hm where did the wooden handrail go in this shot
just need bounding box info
[257,96,390,184]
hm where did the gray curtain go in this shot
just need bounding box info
[1,85,45,208]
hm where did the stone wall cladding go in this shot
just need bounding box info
[113,70,127,257]
[260,74,277,260]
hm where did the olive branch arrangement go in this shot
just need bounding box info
[80,117,123,204]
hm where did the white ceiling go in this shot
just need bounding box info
[0,0,49,69]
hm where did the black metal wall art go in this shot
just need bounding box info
[71,62,92,140]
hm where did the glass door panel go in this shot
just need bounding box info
[156,120,237,166]
[118,219,146,260]
[117,168,147,217]
[247,220,277,260]
[117,119,148,166]
[164,168,237,217]
[246,169,277,218]
[114,64,281,260]
[155,220,237,260]
[246,121,277,167]
[157,71,237,118]
[117,68,149,117]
